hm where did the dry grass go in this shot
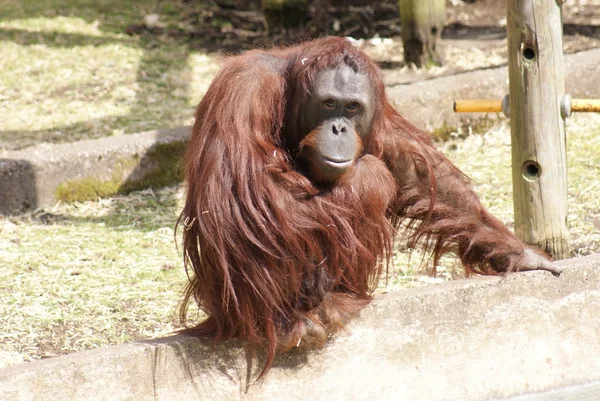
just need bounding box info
[0,188,189,366]
[0,0,218,365]
[387,114,600,290]
[442,116,600,258]
[0,0,219,151]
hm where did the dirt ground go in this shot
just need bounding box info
[2,1,599,151]
[120,0,600,101]
[157,0,600,77]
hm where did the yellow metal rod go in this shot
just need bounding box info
[572,99,600,113]
[453,100,502,113]
[454,99,600,114]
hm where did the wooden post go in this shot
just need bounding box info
[506,0,570,259]
[399,0,445,67]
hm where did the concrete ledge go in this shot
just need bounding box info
[502,381,600,401]
[2,48,600,214]
[2,254,600,401]
[0,127,189,214]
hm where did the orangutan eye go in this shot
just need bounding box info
[323,99,336,109]
[346,101,360,111]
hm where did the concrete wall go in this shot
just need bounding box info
[2,254,600,401]
[0,127,189,214]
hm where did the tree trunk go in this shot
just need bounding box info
[262,0,309,32]
[399,0,445,67]
[310,0,331,35]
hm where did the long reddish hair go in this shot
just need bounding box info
[177,37,527,377]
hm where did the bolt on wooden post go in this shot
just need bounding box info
[506,0,570,259]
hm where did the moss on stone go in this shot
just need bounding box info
[55,140,188,203]
[55,176,122,203]
[431,117,501,142]
[119,140,187,193]
[55,157,135,203]
[431,125,458,141]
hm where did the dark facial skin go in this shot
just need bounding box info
[300,64,375,182]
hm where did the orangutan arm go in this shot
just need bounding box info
[381,122,561,276]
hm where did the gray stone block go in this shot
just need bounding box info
[1,254,600,401]
[0,127,190,214]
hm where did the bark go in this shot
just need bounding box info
[399,0,445,67]
[262,0,309,31]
